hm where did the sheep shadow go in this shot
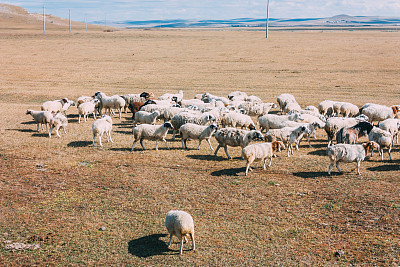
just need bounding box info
[31,133,50,137]
[110,147,131,152]
[293,171,330,179]
[20,121,37,125]
[308,149,326,156]
[187,154,226,162]
[7,128,36,133]
[367,164,400,172]
[211,167,246,177]
[114,130,132,135]
[67,141,92,147]
[128,234,169,258]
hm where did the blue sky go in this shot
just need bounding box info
[2,0,400,23]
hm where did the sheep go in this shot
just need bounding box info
[41,98,75,115]
[379,118,400,145]
[221,112,255,130]
[340,102,359,117]
[304,105,319,114]
[246,95,263,103]
[324,114,369,146]
[282,101,302,114]
[77,99,100,123]
[201,93,229,106]
[26,109,53,132]
[158,90,184,102]
[179,123,218,151]
[139,104,172,121]
[128,99,157,119]
[278,121,323,148]
[92,115,113,147]
[171,112,215,140]
[360,104,399,125]
[214,128,264,159]
[318,100,335,117]
[228,91,248,101]
[368,127,393,161]
[265,126,311,157]
[242,141,285,175]
[131,122,173,151]
[257,113,304,132]
[121,92,153,113]
[133,110,160,126]
[332,101,346,117]
[165,210,195,255]
[238,102,277,117]
[326,141,379,175]
[49,113,68,138]
[76,95,94,107]
[276,93,296,114]
[336,121,374,144]
[93,92,126,119]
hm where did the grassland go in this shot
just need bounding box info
[0,26,399,265]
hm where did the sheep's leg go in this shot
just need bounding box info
[356,161,361,175]
[245,161,251,175]
[108,131,113,143]
[267,156,272,168]
[179,237,184,255]
[190,232,195,251]
[167,234,173,248]
[184,236,188,243]
[98,133,103,147]
[172,130,177,140]
[140,139,146,150]
[37,123,40,132]
[78,114,81,123]
[206,139,214,151]
[56,126,61,138]
[93,134,96,147]
[49,126,53,138]
[131,140,137,151]
[63,127,67,135]
[328,162,334,175]
[307,136,313,148]
[223,146,232,159]
[214,145,221,156]
[336,162,342,173]
[287,144,292,157]
[118,108,122,119]
[93,112,96,120]
[182,139,186,149]
[387,147,392,161]
[197,140,202,150]
[163,138,170,150]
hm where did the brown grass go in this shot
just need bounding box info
[0,24,400,265]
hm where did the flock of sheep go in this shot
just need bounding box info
[24,90,400,253]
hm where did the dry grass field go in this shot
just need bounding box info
[0,9,400,265]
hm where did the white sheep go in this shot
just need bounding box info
[92,115,113,147]
[265,126,311,157]
[26,109,53,132]
[131,122,173,151]
[221,112,255,130]
[94,92,126,119]
[238,102,277,116]
[318,100,335,117]
[76,95,94,107]
[165,210,195,255]
[41,98,75,115]
[228,91,248,101]
[340,102,359,117]
[201,92,230,106]
[49,113,68,138]
[214,128,264,159]
[368,127,393,161]
[158,90,184,102]
[242,141,285,175]
[282,101,302,114]
[326,141,379,175]
[121,92,153,113]
[257,113,304,132]
[379,118,400,145]
[171,112,215,140]
[332,101,346,116]
[78,99,100,123]
[324,115,369,146]
[179,123,218,151]
[276,93,296,114]
[133,110,160,126]
[304,105,319,114]
[246,95,263,103]
[278,121,323,148]
[360,104,399,125]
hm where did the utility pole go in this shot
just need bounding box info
[43,5,45,35]
[266,0,270,38]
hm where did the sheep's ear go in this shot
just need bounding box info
[61,98,68,104]
[392,106,399,115]
[362,142,368,150]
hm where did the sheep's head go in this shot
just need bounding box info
[93,92,103,98]
[163,122,173,129]
[26,109,32,115]
[140,92,151,99]
[249,130,264,141]
[363,141,380,156]
[301,126,311,135]
[356,114,369,122]
[209,123,218,131]
[61,98,68,104]
[392,105,399,116]
[248,123,256,130]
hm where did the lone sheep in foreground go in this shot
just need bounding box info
[92,115,113,147]
[242,141,285,176]
[131,122,173,151]
[326,141,379,175]
[214,128,264,159]
[26,109,53,132]
[179,123,218,151]
[49,113,68,138]
[165,210,195,255]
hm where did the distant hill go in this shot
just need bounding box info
[112,14,400,28]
